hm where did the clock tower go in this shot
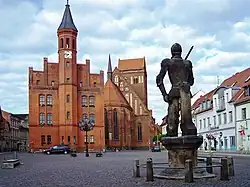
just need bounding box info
[57,0,78,144]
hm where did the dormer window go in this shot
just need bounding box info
[244,86,250,96]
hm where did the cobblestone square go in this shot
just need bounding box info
[0,151,250,187]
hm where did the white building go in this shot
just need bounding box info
[235,83,250,152]
[193,68,250,151]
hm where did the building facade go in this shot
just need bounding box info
[0,107,29,152]
[192,68,250,151]
[29,2,157,151]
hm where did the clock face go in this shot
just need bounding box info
[64,51,72,59]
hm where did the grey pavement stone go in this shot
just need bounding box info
[0,151,249,187]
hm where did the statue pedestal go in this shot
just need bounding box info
[163,135,203,168]
[154,135,216,180]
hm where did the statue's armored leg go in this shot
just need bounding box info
[167,98,179,137]
[180,88,197,136]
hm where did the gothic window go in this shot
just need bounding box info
[114,75,119,85]
[138,124,142,141]
[104,109,109,139]
[39,113,45,124]
[89,114,95,123]
[47,113,52,125]
[47,95,53,105]
[82,113,87,120]
[60,38,63,48]
[39,95,45,105]
[66,38,70,48]
[139,105,143,115]
[120,82,124,91]
[89,96,95,106]
[113,109,119,140]
[82,95,87,106]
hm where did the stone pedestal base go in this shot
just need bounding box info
[155,135,216,179]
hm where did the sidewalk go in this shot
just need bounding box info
[198,150,250,157]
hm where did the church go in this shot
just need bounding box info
[28,1,157,152]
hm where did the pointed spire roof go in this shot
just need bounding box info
[107,54,112,73]
[58,0,78,32]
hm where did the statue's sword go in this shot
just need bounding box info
[184,46,194,98]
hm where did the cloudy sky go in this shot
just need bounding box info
[0,0,250,123]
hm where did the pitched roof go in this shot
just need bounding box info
[58,2,78,31]
[0,107,10,131]
[118,57,145,71]
[103,79,132,110]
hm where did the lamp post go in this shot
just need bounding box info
[78,117,94,157]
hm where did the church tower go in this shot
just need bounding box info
[57,0,78,144]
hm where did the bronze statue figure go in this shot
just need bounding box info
[156,43,197,137]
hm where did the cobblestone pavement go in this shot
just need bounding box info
[0,151,250,187]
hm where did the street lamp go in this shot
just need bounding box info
[78,117,94,157]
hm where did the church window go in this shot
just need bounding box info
[120,82,124,91]
[133,77,139,84]
[114,75,119,86]
[138,124,142,141]
[113,109,119,140]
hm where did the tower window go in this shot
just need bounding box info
[73,39,75,49]
[80,81,83,87]
[67,112,70,120]
[51,81,55,86]
[66,78,70,82]
[66,94,70,103]
[66,62,70,67]
[36,80,40,85]
[66,38,70,48]
[93,82,96,87]
[60,38,63,48]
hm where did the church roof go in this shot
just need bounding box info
[118,57,145,71]
[58,1,78,31]
[103,80,132,110]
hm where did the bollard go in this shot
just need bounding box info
[146,157,154,182]
[133,159,140,177]
[184,159,194,183]
[220,157,229,181]
[206,157,213,174]
[13,151,17,159]
[227,157,235,176]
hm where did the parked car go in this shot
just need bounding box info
[151,146,161,152]
[44,145,71,155]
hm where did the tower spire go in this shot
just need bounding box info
[107,54,112,80]
[58,0,78,31]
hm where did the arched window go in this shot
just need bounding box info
[40,113,45,124]
[60,38,63,48]
[138,124,142,141]
[89,114,95,123]
[113,108,119,140]
[39,95,45,105]
[114,75,119,86]
[47,95,53,105]
[104,109,109,139]
[89,96,95,106]
[139,105,143,115]
[66,38,70,48]
[82,95,87,106]
[47,113,52,125]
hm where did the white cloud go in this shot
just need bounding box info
[0,0,250,124]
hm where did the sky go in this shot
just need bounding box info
[0,0,250,124]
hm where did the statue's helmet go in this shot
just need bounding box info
[171,43,182,56]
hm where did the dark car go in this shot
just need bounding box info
[151,146,161,152]
[44,145,71,155]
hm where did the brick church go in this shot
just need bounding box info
[28,2,158,151]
